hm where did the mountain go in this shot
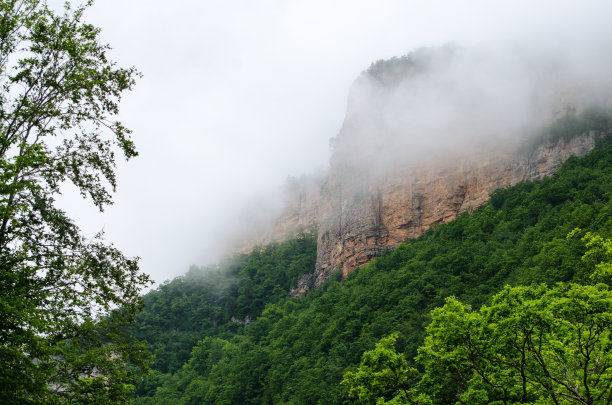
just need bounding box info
[241,46,611,296]
[131,47,612,403]
[133,139,612,404]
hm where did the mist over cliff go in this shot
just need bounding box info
[332,43,612,184]
[227,39,612,288]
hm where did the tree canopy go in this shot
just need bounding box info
[0,0,150,402]
[344,232,612,404]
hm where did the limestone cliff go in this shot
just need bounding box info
[249,132,599,297]
[244,131,600,296]
[235,46,611,296]
[312,133,598,289]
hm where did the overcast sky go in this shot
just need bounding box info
[51,0,612,285]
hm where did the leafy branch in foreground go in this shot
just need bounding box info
[0,0,150,402]
[418,282,612,404]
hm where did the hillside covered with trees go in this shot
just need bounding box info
[132,134,612,403]
[3,0,612,403]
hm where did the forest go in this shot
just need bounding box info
[131,134,612,404]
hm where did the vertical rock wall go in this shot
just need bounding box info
[311,133,597,288]
[240,131,599,296]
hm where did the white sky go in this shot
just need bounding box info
[51,0,612,285]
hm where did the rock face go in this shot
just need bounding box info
[312,133,597,288]
[252,132,598,297]
[234,172,322,254]
[235,46,611,296]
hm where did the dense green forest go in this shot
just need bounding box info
[132,131,612,403]
[132,234,317,376]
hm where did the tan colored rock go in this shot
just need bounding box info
[234,172,322,254]
[238,132,599,297]
[312,133,597,288]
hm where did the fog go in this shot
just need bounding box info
[50,0,612,285]
[333,41,612,182]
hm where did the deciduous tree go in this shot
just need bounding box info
[0,0,150,402]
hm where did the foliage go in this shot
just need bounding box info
[131,231,317,376]
[0,0,149,402]
[135,140,612,404]
[417,281,612,404]
[346,234,612,404]
[365,45,457,87]
[342,334,426,404]
[578,230,612,283]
